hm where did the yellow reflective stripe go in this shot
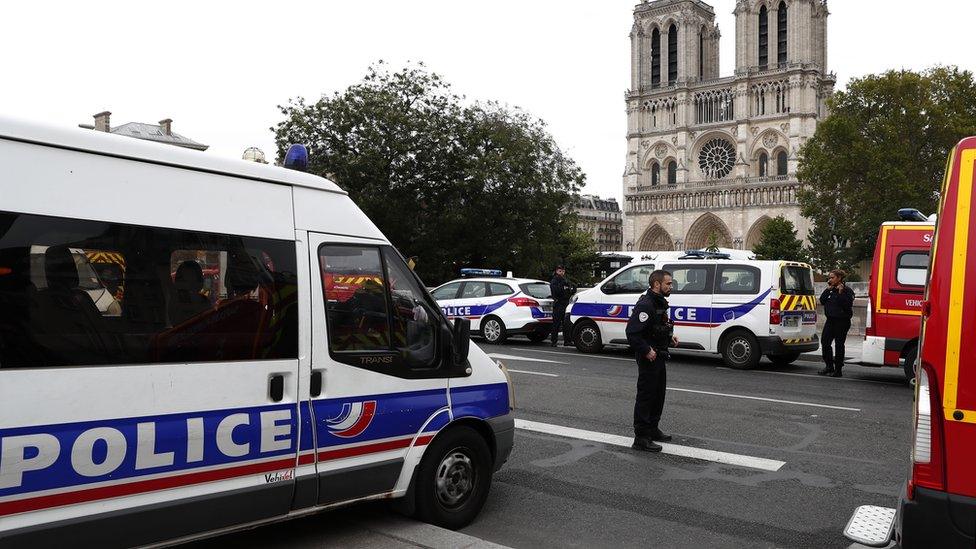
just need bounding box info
[875,226,891,315]
[944,148,976,413]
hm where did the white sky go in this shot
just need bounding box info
[4,1,974,204]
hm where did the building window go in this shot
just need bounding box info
[776,150,788,176]
[699,139,736,179]
[778,2,788,66]
[759,152,768,177]
[651,162,660,186]
[668,24,678,85]
[699,30,705,79]
[758,6,769,70]
[651,28,661,88]
[667,161,677,185]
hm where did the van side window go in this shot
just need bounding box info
[383,248,439,368]
[607,264,655,293]
[896,252,929,287]
[662,264,714,294]
[319,246,391,351]
[715,265,760,294]
[0,210,299,368]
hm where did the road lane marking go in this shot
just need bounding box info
[488,353,569,364]
[515,419,785,472]
[668,386,861,411]
[507,369,559,377]
[715,367,906,386]
[517,349,634,362]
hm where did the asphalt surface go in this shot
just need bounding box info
[199,337,913,549]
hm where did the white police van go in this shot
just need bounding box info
[431,271,554,344]
[568,253,819,368]
[0,117,514,546]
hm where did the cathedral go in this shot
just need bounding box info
[622,0,834,251]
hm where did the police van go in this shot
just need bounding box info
[568,255,819,368]
[0,117,514,545]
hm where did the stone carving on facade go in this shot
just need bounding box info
[654,143,668,158]
[780,122,789,132]
[641,139,650,149]
[672,136,678,145]
[762,132,778,148]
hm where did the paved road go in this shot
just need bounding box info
[201,338,913,548]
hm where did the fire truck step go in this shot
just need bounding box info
[843,505,896,547]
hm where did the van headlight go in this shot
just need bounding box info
[496,360,516,411]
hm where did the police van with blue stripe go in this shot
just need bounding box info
[568,253,819,368]
[0,117,514,545]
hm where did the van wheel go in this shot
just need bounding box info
[574,321,603,353]
[903,345,918,385]
[527,331,548,343]
[722,331,761,369]
[415,426,492,530]
[767,352,800,367]
[480,316,507,344]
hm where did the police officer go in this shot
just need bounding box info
[626,269,678,452]
[549,265,575,347]
[819,269,855,377]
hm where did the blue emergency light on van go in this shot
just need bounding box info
[283,144,308,172]
[460,268,504,278]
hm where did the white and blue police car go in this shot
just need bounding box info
[431,270,554,344]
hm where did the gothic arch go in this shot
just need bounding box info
[637,223,675,251]
[745,216,772,250]
[641,141,674,169]
[750,129,788,158]
[685,212,733,250]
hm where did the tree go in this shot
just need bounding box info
[752,216,807,262]
[797,67,976,263]
[272,62,588,284]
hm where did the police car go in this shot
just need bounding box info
[568,254,820,368]
[431,270,554,344]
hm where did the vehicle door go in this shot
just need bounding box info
[0,211,300,543]
[712,264,766,346]
[308,235,451,506]
[431,281,464,320]
[590,263,655,343]
[456,281,490,330]
[661,263,715,351]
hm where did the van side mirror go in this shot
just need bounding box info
[452,318,471,370]
[602,282,617,294]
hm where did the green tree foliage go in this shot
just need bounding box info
[751,216,807,262]
[798,67,976,265]
[273,62,589,284]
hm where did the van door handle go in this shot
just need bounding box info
[310,371,322,398]
[269,374,284,402]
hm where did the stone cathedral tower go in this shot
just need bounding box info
[623,0,834,252]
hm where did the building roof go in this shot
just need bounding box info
[110,122,208,151]
[576,194,621,212]
[0,115,344,195]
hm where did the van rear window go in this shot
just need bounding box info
[780,266,814,295]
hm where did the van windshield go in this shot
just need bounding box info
[780,266,814,295]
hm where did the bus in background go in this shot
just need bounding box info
[861,210,934,382]
[844,138,976,548]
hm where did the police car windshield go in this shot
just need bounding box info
[520,282,551,299]
[781,266,814,295]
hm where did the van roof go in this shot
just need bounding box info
[0,115,346,195]
[880,220,935,227]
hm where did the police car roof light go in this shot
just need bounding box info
[680,250,731,260]
[897,208,929,222]
[284,144,309,172]
[460,268,504,278]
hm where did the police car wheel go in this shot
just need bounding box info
[480,316,507,344]
[722,331,760,369]
[574,321,603,353]
[415,426,492,530]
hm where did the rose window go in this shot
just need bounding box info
[698,138,736,179]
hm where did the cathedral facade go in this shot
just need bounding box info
[622,0,835,251]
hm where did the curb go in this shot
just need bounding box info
[352,514,511,549]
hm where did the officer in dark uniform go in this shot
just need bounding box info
[626,269,677,452]
[549,265,575,346]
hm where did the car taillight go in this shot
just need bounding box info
[770,298,781,325]
[909,363,945,496]
[508,297,540,307]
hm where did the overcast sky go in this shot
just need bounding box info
[4,1,974,203]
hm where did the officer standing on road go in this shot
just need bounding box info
[626,269,678,452]
[549,265,575,346]
[819,269,855,378]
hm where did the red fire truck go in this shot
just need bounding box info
[845,138,976,548]
[861,213,934,382]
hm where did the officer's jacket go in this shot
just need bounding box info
[550,275,574,305]
[625,290,673,356]
[820,285,855,319]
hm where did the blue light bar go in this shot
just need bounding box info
[460,268,504,278]
[284,144,309,172]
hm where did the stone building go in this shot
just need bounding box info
[80,111,208,151]
[622,0,834,251]
[573,195,623,252]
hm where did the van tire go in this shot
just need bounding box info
[480,316,507,344]
[573,320,603,353]
[414,426,493,530]
[903,344,918,385]
[721,330,761,369]
[767,352,800,367]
